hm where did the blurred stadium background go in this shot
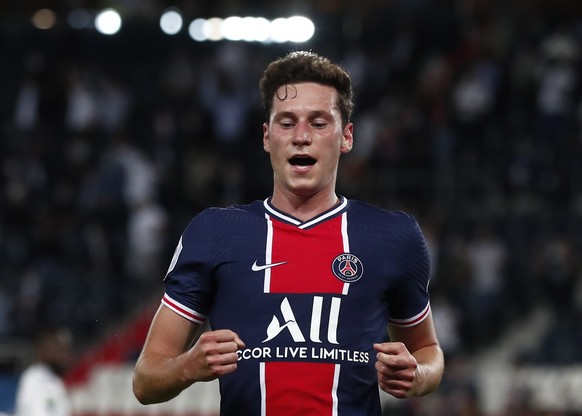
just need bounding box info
[1,0,582,415]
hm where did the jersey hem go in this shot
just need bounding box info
[162,293,207,325]
[388,302,430,327]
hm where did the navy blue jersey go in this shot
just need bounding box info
[163,197,431,416]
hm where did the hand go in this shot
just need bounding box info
[374,342,418,399]
[183,329,245,382]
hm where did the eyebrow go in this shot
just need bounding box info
[273,110,333,120]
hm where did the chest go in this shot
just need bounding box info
[210,215,398,335]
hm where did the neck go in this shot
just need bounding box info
[270,189,340,221]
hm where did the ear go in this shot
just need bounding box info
[340,122,353,154]
[262,122,270,153]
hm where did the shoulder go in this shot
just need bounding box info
[20,363,49,379]
[195,200,263,220]
[346,200,427,253]
[186,201,265,228]
[347,199,420,229]
[18,363,61,388]
[178,201,266,247]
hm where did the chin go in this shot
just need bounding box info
[288,184,322,197]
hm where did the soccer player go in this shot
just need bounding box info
[15,325,74,416]
[132,51,444,415]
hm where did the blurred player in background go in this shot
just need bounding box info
[15,326,74,416]
[133,50,444,415]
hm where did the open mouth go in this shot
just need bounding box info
[289,156,316,166]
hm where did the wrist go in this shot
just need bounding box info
[175,354,197,386]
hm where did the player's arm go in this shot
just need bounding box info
[132,304,245,404]
[374,310,444,398]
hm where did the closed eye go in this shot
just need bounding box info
[279,121,295,129]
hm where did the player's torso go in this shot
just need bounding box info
[208,199,400,415]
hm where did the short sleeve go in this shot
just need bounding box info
[387,214,431,327]
[162,212,216,324]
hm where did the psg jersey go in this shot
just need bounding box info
[162,197,431,416]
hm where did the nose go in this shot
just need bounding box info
[293,122,312,146]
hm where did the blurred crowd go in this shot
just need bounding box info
[1,0,582,413]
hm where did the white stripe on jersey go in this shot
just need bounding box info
[164,236,183,278]
[389,302,431,327]
[341,212,350,295]
[332,364,341,416]
[260,362,267,416]
[162,293,206,325]
[264,214,274,293]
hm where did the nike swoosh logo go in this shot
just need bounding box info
[251,260,288,271]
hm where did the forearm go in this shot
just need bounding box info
[410,343,444,396]
[132,352,194,404]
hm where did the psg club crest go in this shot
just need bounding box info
[331,253,364,283]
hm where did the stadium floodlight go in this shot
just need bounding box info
[205,17,224,41]
[269,18,289,43]
[189,18,223,41]
[95,8,122,35]
[268,16,314,43]
[286,16,315,43]
[188,15,314,43]
[32,9,57,30]
[237,17,270,42]
[222,16,272,42]
[160,8,183,35]
[189,18,208,41]
[221,16,244,41]
[189,17,224,42]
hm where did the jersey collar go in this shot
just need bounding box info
[263,196,348,229]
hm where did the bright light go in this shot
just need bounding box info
[251,17,271,42]
[188,18,208,41]
[189,17,224,42]
[269,18,290,43]
[221,16,243,41]
[243,17,270,42]
[95,8,122,35]
[286,16,315,43]
[32,9,57,30]
[206,17,223,41]
[61,9,315,42]
[188,15,314,43]
[160,8,183,35]
[267,16,314,43]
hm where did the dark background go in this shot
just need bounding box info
[1,0,582,414]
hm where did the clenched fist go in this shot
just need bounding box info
[184,329,246,382]
[374,342,418,399]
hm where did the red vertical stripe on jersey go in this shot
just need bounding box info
[264,361,336,416]
[269,215,345,293]
[263,214,346,415]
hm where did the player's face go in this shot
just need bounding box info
[263,82,353,199]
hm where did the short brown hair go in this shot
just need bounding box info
[259,51,354,126]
